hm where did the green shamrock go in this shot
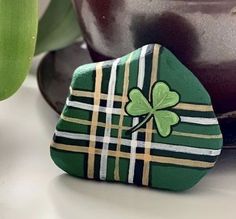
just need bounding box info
[125,82,180,137]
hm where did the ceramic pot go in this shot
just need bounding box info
[73,0,236,115]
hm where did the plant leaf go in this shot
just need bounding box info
[126,89,152,116]
[0,0,38,100]
[35,0,81,55]
[154,110,179,137]
[152,82,179,110]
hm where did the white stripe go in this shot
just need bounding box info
[137,46,148,88]
[100,58,120,180]
[66,100,219,126]
[128,45,148,183]
[54,131,221,156]
[180,116,219,125]
[66,99,121,114]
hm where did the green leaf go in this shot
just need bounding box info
[0,0,38,100]
[152,82,179,110]
[126,82,180,136]
[35,0,81,55]
[154,110,179,137]
[126,89,152,116]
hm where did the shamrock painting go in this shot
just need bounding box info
[125,82,180,137]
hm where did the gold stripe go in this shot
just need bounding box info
[70,89,213,112]
[142,44,161,186]
[87,62,103,179]
[173,103,213,112]
[150,155,215,168]
[114,53,133,181]
[171,131,222,139]
[61,115,222,139]
[51,142,216,169]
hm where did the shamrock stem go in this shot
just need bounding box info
[127,113,153,134]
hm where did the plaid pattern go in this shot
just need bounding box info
[51,44,223,190]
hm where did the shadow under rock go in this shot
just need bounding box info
[48,169,224,219]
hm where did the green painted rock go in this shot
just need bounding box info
[51,44,223,191]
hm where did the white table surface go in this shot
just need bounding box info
[0,55,236,219]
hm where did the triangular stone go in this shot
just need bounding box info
[51,44,222,191]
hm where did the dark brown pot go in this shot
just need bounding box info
[73,0,236,115]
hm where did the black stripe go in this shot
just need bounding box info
[113,101,122,108]
[69,95,93,104]
[120,145,131,153]
[54,135,89,147]
[100,99,107,107]
[95,141,117,151]
[95,141,103,149]
[94,154,101,180]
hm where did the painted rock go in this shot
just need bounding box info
[51,44,223,191]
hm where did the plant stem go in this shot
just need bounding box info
[127,113,153,134]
